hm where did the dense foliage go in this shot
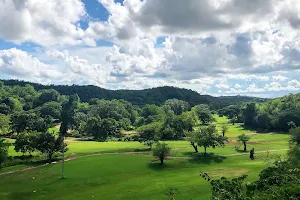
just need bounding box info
[218,93,300,132]
[1,79,264,107]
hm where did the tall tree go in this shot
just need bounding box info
[244,103,257,127]
[60,94,79,179]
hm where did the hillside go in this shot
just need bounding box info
[1,79,265,107]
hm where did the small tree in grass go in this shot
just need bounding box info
[237,134,250,152]
[191,125,228,155]
[152,142,171,164]
[221,125,228,137]
[35,132,67,162]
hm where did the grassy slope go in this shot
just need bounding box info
[0,153,279,200]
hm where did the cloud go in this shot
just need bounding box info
[216,82,230,89]
[272,75,288,82]
[47,49,110,86]
[235,84,241,89]
[0,48,61,83]
[0,0,86,46]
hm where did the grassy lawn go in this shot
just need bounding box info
[66,139,148,156]
[0,152,281,200]
[0,115,291,200]
[213,115,253,137]
[5,115,290,159]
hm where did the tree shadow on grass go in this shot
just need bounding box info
[147,160,188,171]
[133,148,151,152]
[184,152,226,164]
[235,149,248,153]
[147,162,170,170]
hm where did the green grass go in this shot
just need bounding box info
[0,153,281,200]
[66,140,148,156]
[214,115,253,137]
[48,126,60,135]
[0,115,291,200]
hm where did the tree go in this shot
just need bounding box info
[152,142,171,164]
[88,99,131,122]
[0,138,8,167]
[255,112,271,131]
[200,172,247,200]
[84,117,120,141]
[99,118,120,139]
[10,112,35,133]
[289,127,300,145]
[35,132,67,162]
[0,114,10,135]
[2,97,22,113]
[192,125,227,154]
[244,103,257,128]
[35,89,60,106]
[221,125,228,137]
[187,131,199,153]
[163,99,189,115]
[192,104,214,125]
[10,112,52,133]
[137,122,160,148]
[141,104,165,124]
[14,131,37,155]
[39,101,62,119]
[237,134,251,152]
[84,117,102,138]
[60,94,79,135]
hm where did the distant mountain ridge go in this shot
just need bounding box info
[1,79,266,108]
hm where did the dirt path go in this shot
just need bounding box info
[0,149,288,176]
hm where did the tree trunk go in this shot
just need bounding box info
[222,131,225,137]
[243,142,247,152]
[62,136,65,179]
[48,153,53,163]
[204,147,207,155]
[191,142,198,153]
[160,157,164,164]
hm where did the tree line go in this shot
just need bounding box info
[1,79,264,107]
[219,93,300,132]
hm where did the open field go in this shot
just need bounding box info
[0,152,284,200]
[0,115,291,200]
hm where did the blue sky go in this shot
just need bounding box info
[1,0,300,98]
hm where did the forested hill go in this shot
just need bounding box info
[1,79,265,107]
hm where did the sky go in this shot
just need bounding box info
[1,0,300,98]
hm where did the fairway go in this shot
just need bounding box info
[0,153,278,200]
[0,115,291,200]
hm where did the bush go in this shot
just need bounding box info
[152,142,171,164]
